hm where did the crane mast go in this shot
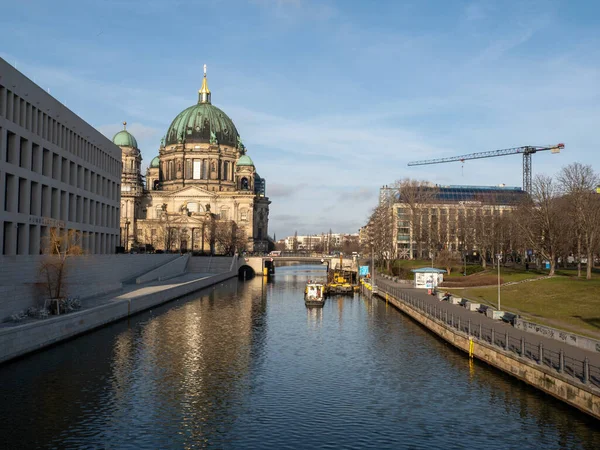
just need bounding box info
[407,143,564,194]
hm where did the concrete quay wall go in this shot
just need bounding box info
[0,270,238,365]
[375,290,600,421]
[136,254,190,284]
[0,254,179,320]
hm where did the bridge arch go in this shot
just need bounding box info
[238,265,255,279]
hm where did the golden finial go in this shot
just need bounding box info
[123,121,127,130]
[199,64,211,95]
[198,64,212,104]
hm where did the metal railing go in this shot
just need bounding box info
[374,280,600,390]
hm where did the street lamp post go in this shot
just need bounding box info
[496,252,502,310]
[371,244,376,291]
[125,219,130,253]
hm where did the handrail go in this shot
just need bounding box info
[374,280,600,390]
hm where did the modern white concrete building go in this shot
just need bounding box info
[281,233,359,252]
[0,57,121,255]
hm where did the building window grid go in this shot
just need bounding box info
[0,86,121,255]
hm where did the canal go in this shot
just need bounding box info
[0,265,599,449]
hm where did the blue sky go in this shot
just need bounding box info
[2,0,599,239]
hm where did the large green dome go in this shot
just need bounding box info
[150,156,160,168]
[165,103,239,147]
[112,128,138,148]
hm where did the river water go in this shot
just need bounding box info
[0,265,599,449]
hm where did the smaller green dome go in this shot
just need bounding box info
[237,155,254,166]
[112,129,138,148]
[150,156,160,168]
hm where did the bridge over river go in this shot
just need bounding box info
[240,255,357,277]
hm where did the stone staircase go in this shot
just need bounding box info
[186,256,234,274]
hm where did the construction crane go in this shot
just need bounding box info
[407,143,564,194]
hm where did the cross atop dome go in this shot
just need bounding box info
[199,64,211,104]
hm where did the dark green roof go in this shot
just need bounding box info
[165,103,239,147]
[237,155,254,166]
[150,156,160,168]
[112,130,138,148]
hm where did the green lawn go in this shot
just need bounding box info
[454,275,600,338]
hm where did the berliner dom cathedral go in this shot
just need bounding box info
[114,66,270,253]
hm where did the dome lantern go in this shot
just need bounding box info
[198,64,211,104]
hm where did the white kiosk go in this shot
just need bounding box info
[411,267,447,293]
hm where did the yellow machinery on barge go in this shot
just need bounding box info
[325,254,359,295]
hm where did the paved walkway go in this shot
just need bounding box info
[0,272,215,330]
[374,277,600,390]
[81,272,214,307]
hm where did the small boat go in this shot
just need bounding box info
[304,282,325,307]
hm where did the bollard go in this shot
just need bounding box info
[559,349,564,373]
[479,323,482,339]
[584,358,589,384]
[491,328,495,345]
[505,330,509,351]
[468,319,471,336]
[445,310,448,323]
[520,337,525,356]
[538,343,543,365]
[457,317,461,331]
[451,313,454,328]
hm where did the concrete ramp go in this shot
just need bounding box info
[186,256,234,274]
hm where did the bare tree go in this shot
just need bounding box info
[366,203,395,271]
[472,208,494,268]
[394,178,438,259]
[558,163,600,279]
[514,175,562,276]
[436,249,460,275]
[213,221,246,255]
[39,228,84,314]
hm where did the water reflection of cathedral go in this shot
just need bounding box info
[115,66,270,253]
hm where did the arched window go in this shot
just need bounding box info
[223,161,229,181]
[241,177,249,190]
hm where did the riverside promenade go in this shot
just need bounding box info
[0,256,241,364]
[372,276,600,419]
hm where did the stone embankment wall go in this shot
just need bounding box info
[0,260,240,364]
[373,288,600,421]
[186,256,236,273]
[0,254,179,320]
[136,254,190,284]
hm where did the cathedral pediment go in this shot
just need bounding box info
[159,186,214,198]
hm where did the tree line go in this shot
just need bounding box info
[364,163,600,279]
